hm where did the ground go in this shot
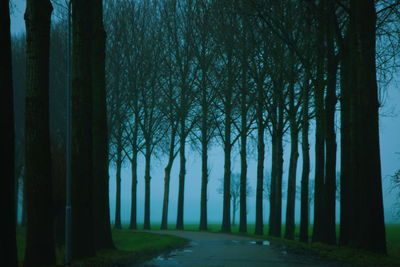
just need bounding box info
[139,230,343,267]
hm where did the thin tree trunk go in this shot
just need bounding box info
[144,142,151,230]
[300,79,310,243]
[161,127,176,230]
[339,36,351,247]
[0,0,18,265]
[92,0,114,249]
[284,127,299,240]
[221,107,232,233]
[199,119,208,231]
[312,3,326,242]
[255,84,265,235]
[23,0,56,265]
[114,149,122,229]
[324,1,338,244]
[130,150,138,229]
[176,120,186,230]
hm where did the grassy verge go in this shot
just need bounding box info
[16,227,188,266]
[131,223,400,266]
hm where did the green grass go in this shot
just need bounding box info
[16,227,188,266]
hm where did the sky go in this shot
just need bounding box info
[10,0,400,225]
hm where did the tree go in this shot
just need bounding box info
[218,173,252,226]
[92,0,114,249]
[191,0,218,232]
[339,0,387,253]
[23,0,56,265]
[0,0,18,265]
[71,0,96,259]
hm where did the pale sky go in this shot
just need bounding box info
[10,0,400,226]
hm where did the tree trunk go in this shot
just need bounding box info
[114,149,122,229]
[221,107,232,233]
[339,35,352,247]
[21,180,27,226]
[92,0,114,249]
[300,79,310,243]
[71,0,96,259]
[199,119,208,231]
[0,0,18,265]
[144,142,152,230]
[343,0,386,253]
[255,83,265,236]
[24,0,56,265]
[239,96,248,233]
[284,126,299,240]
[161,127,176,230]
[312,3,326,242]
[176,120,186,230]
[323,1,338,244]
[130,150,138,229]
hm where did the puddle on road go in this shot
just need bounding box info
[248,240,270,246]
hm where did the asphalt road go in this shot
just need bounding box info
[138,230,343,267]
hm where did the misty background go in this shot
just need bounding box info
[10,0,400,225]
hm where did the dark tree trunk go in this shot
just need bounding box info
[269,85,284,238]
[342,0,386,253]
[23,0,56,265]
[323,1,338,244]
[130,149,138,229]
[92,0,114,249]
[239,27,249,233]
[199,117,208,231]
[143,142,151,230]
[284,126,299,240]
[114,148,122,229]
[0,0,18,265]
[339,36,352,247]
[161,127,177,230]
[312,4,326,242]
[221,103,232,233]
[21,181,27,226]
[255,83,265,236]
[71,0,96,259]
[299,79,310,243]
[176,121,186,230]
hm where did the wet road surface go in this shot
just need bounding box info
[138,230,342,267]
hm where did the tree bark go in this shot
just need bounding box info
[130,149,138,229]
[312,2,326,242]
[342,0,386,253]
[323,0,338,244]
[92,0,114,249]
[71,0,96,259]
[114,148,122,229]
[199,114,209,231]
[161,127,177,229]
[23,0,56,265]
[255,84,265,236]
[176,120,186,230]
[299,78,310,243]
[284,125,299,240]
[143,142,152,230]
[0,0,18,265]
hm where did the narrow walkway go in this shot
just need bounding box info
[138,230,342,267]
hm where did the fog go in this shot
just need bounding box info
[11,0,400,227]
